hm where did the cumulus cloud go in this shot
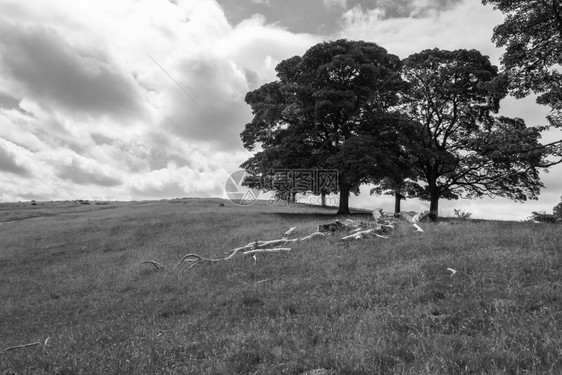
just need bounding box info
[0,92,21,111]
[0,22,145,121]
[56,157,122,187]
[338,0,504,60]
[0,139,31,176]
[251,0,271,6]
[0,0,322,202]
[324,0,348,8]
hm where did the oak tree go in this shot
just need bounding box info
[240,39,404,214]
[400,48,548,218]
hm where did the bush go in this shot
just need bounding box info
[453,209,472,220]
[531,211,560,224]
[553,201,562,218]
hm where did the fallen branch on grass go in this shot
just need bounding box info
[173,253,223,270]
[1,337,51,353]
[245,238,299,249]
[413,223,424,232]
[242,248,291,256]
[300,232,326,241]
[283,226,298,237]
[315,209,429,241]
[1,342,41,353]
[145,209,429,273]
[341,229,389,241]
[140,260,164,269]
[173,244,291,270]
[224,238,298,256]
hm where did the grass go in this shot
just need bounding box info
[0,198,561,374]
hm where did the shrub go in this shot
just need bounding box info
[531,211,560,223]
[453,209,472,220]
[553,201,562,219]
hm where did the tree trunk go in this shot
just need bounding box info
[427,169,440,221]
[394,189,401,213]
[429,191,439,221]
[337,181,350,215]
[321,191,327,207]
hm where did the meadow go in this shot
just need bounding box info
[1,198,561,374]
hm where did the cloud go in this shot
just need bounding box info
[0,139,31,176]
[0,92,21,111]
[338,0,504,60]
[128,165,226,200]
[156,56,252,150]
[251,0,271,6]
[56,157,122,187]
[0,22,145,121]
[0,0,323,202]
[324,0,348,8]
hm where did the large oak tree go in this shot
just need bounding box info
[400,48,549,218]
[240,39,404,214]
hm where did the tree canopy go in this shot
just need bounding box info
[483,0,562,165]
[240,41,554,218]
[399,48,549,218]
[240,39,404,214]
[482,0,562,124]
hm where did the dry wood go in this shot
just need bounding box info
[342,227,390,241]
[1,342,41,353]
[225,246,247,255]
[413,211,430,223]
[413,223,424,232]
[173,253,221,270]
[152,210,428,273]
[342,228,375,241]
[300,232,326,241]
[243,248,291,256]
[140,260,164,269]
[341,233,362,241]
[246,238,298,249]
[283,226,298,237]
[372,208,383,221]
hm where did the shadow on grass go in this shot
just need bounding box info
[272,212,373,221]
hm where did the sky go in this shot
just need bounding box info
[0,0,560,220]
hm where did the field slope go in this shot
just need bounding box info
[1,199,561,374]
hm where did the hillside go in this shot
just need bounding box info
[1,199,561,374]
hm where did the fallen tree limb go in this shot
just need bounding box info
[242,248,291,256]
[1,342,41,353]
[140,260,164,269]
[246,238,299,249]
[283,227,298,237]
[341,233,364,241]
[350,227,365,234]
[341,228,385,241]
[300,232,326,241]
[149,209,429,273]
[225,246,247,255]
[173,253,222,270]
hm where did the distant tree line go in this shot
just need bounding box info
[239,2,562,218]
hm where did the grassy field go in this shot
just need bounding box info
[1,198,561,374]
